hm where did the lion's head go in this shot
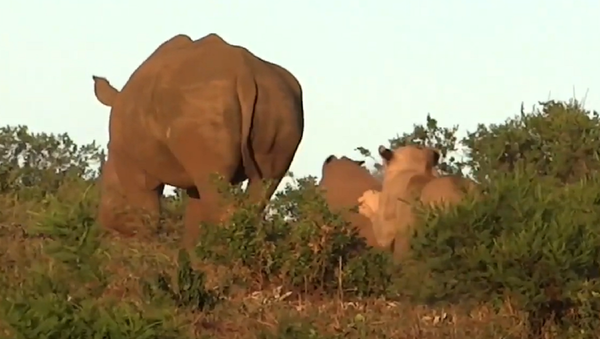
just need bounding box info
[378,144,440,178]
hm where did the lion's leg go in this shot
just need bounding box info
[99,153,163,237]
[358,190,380,220]
[369,191,402,249]
[390,207,418,262]
[372,219,397,250]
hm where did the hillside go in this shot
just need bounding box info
[2,99,600,339]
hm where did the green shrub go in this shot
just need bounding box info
[142,249,224,312]
[371,100,600,337]
[2,291,182,339]
[30,193,105,286]
[464,100,600,184]
[0,125,103,199]
[196,175,394,297]
[5,97,600,337]
[400,167,600,337]
[0,193,185,339]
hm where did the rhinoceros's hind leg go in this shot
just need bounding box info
[181,188,205,249]
[180,179,236,249]
[245,176,282,217]
[244,145,299,218]
[165,128,241,249]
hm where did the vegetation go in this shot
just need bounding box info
[2,99,600,338]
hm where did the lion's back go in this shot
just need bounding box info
[420,175,477,207]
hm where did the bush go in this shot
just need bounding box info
[395,101,600,338]
[4,97,600,338]
[142,249,224,312]
[464,100,600,184]
[0,191,191,339]
[0,125,104,199]
[195,175,395,297]
[2,292,183,339]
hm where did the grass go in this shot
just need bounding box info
[4,100,599,338]
[0,188,541,339]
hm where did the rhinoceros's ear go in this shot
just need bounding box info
[92,75,119,107]
[324,155,337,165]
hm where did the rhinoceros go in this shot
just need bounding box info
[92,33,305,248]
[318,155,383,248]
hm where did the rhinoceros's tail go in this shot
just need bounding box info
[237,72,260,179]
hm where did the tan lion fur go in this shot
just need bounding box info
[92,33,304,248]
[318,155,382,248]
[358,144,477,261]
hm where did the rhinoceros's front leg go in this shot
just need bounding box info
[98,153,163,238]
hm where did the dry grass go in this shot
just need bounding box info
[0,193,542,339]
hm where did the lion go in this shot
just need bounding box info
[358,144,478,261]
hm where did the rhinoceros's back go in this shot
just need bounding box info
[107,35,249,183]
[111,34,303,183]
[320,165,382,211]
[320,164,382,246]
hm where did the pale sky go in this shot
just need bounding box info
[2,1,599,193]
